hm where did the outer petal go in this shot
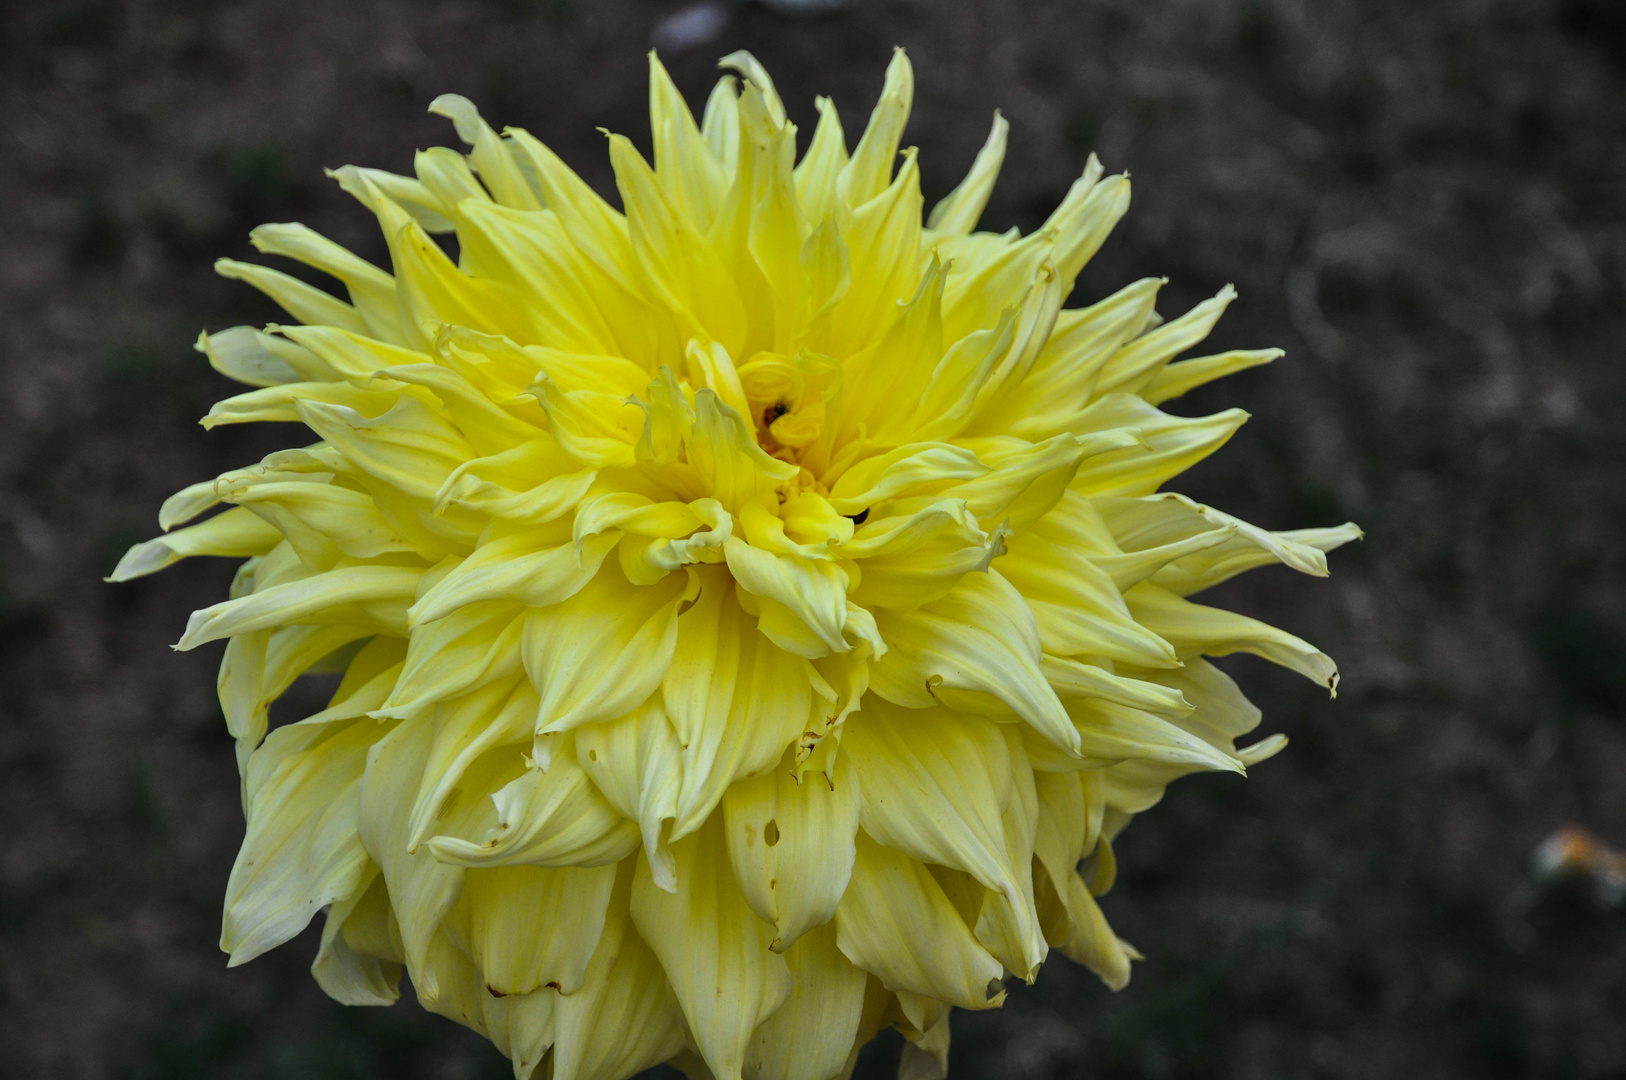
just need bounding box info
[869,570,1076,756]
[463,860,617,995]
[746,920,867,1080]
[577,697,686,890]
[177,565,421,650]
[427,737,639,869]
[109,507,284,582]
[722,749,861,951]
[222,714,393,965]
[841,701,1043,975]
[834,831,1004,1010]
[552,863,689,1080]
[357,715,463,1001]
[1124,581,1339,693]
[311,865,403,1006]
[631,816,791,1080]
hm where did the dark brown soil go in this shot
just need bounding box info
[2,1,1624,1077]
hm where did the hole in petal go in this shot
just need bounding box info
[764,819,780,846]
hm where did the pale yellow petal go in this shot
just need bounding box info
[552,862,689,1080]
[834,831,1003,1010]
[525,564,696,738]
[109,507,284,582]
[869,570,1076,756]
[464,860,616,995]
[631,815,791,1080]
[721,748,860,951]
[664,575,812,836]
[177,564,421,650]
[1125,581,1339,693]
[222,713,391,965]
[310,866,403,1006]
[427,739,639,869]
[926,110,1008,235]
[577,697,685,890]
[746,920,867,1080]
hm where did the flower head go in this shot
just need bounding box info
[114,49,1359,1080]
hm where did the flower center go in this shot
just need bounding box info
[738,350,835,464]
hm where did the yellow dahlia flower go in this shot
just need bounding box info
[113,49,1359,1080]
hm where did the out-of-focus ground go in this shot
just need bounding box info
[2,0,1624,1077]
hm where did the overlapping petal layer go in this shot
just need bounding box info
[117,49,1359,1080]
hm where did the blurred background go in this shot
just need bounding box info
[2,0,1624,1077]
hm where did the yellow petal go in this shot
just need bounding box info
[841,699,1042,972]
[577,697,684,890]
[214,257,369,334]
[109,507,284,582]
[463,860,617,995]
[222,713,391,965]
[997,513,1180,668]
[1066,395,1249,498]
[828,150,923,359]
[1092,285,1237,398]
[451,201,636,358]
[843,499,999,612]
[311,866,403,1006]
[551,862,689,1080]
[332,159,455,230]
[1141,348,1281,406]
[1125,581,1339,693]
[969,729,1046,980]
[834,831,1004,1010]
[427,738,639,869]
[793,95,848,229]
[357,716,464,1000]
[480,986,556,1080]
[297,394,476,504]
[248,222,401,343]
[609,132,748,353]
[897,1002,951,1080]
[723,537,852,657]
[196,325,327,386]
[525,563,696,738]
[177,564,421,650]
[1069,698,1245,773]
[992,277,1162,440]
[721,748,860,951]
[825,442,986,515]
[746,920,867,1080]
[1042,653,1191,716]
[927,110,1008,235]
[664,576,812,836]
[631,815,791,1080]
[218,624,383,772]
[402,676,534,849]
[838,48,913,208]
[650,53,729,231]
[380,603,524,721]
[409,529,614,625]
[869,570,1076,755]
[428,94,541,210]
[224,480,416,568]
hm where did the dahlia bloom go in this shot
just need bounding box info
[114,49,1358,1080]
